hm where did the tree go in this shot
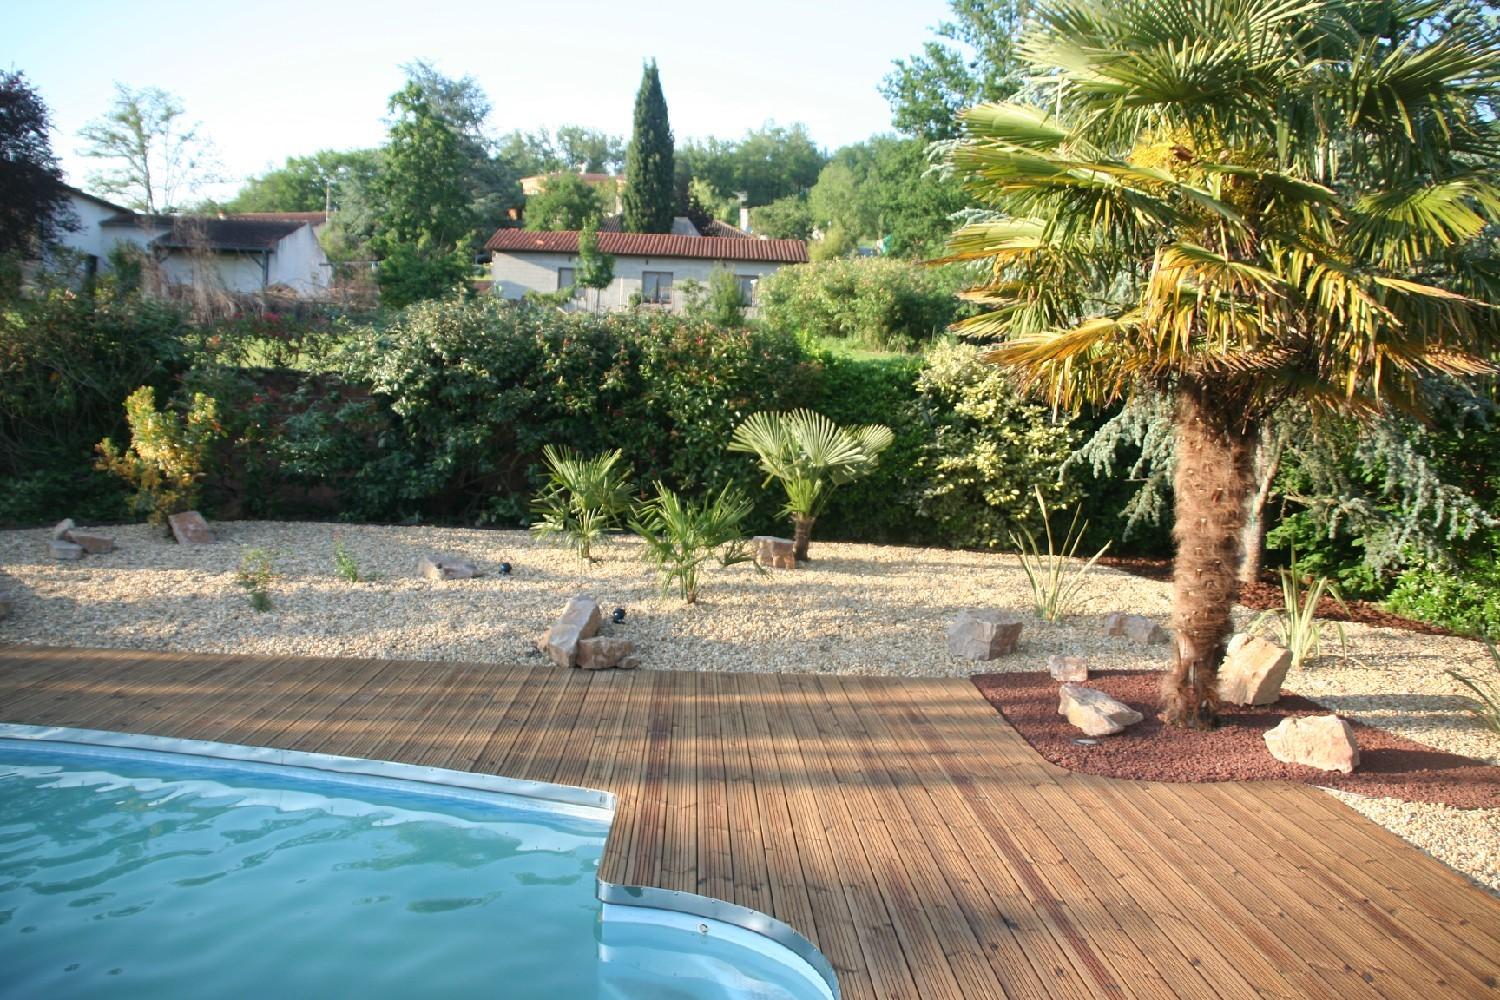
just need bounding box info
[555,126,624,173]
[729,410,894,560]
[622,61,675,233]
[675,125,829,213]
[575,218,614,311]
[370,82,475,307]
[77,84,217,212]
[806,136,968,256]
[751,195,815,239]
[0,71,72,263]
[226,149,380,213]
[402,61,522,236]
[944,0,1500,728]
[524,173,604,231]
[880,0,1029,140]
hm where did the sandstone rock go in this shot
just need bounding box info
[619,655,641,670]
[1264,715,1360,774]
[66,531,116,555]
[1105,612,1169,644]
[576,636,637,670]
[168,511,216,545]
[49,539,85,561]
[1057,683,1144,736]
[1218,633,1293,706]
[751,535,797,570]
[1048,654,1088,683]
[536,595,602,668]
[52,518,76,541]
[947,609,1023,660]
[418,554,480,581]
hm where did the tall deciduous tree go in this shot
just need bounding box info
[881,0,1029,140]
[370,82,474,307]
[77,84,218,212]
[622,61,675,234]
[943,0,1500,729]
[0,71,72,259]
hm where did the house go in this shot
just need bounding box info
[484,220,807,311]
[42,187,333,297]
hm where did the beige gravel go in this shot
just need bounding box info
[2,520,1496,892]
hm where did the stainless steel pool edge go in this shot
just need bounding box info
[0,722,842,999]
[596,880,841,998]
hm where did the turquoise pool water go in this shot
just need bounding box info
[0,737,833,999]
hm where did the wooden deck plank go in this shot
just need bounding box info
[2,646,1498,1000]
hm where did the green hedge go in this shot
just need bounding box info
[756,257,970,352]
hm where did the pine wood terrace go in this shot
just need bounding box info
[1,645,1497,999]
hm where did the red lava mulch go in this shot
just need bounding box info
[973,669,1499,809]
[1097,555,1455,636]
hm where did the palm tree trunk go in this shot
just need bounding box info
[1238,426,1284,585]
[1163,383,1258,730]
[792,514,815,561]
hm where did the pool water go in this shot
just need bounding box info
[0,740,831,999]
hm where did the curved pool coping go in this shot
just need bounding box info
[0,722,840,999]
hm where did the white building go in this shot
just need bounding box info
[485,226,808,312]
[45,188,332,297]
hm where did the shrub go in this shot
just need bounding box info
[332,536,361,583]
[757,257,968,352]
[912,342,1080,549]
[1012,487,1110,621]
[0,290,185,479]
[236,547,276,612]
[629,483,758,603]
[95,385,222,527]
[680,268,747,328]
[1386,552,1500,640]
[334,298,811,525]
[530,445,635,562]
[1250,562,1349,669]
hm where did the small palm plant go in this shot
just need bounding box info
[1250,561,1349,670]
[530,445,635,562]
[1012,487,1110,621]
[1446,642,1500,737]
[629,483,758,604]
[236,548,276,612]
[728,409,894,561]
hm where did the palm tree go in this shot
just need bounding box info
[942,0,1500,728]
[728,409,894,560]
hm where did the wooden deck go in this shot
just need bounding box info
[1,645,1497,999]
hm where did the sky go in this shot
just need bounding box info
[9,0,954,202]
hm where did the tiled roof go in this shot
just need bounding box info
[596,214,749,238]
[229,211,328,224]
[485,228,807,263]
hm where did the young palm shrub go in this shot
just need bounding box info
[1446,643,1500,736]
[1011,487,1110,621]
[728,409,894,561]
[629,483,758,604]
[530,445,635,562]
[1250,564,1349,670]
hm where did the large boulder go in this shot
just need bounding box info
[1218,633,1293,706]
[576,636,637,670]
[418,554,480,581]
[168,511,216,545]
[1264,715,1360,774]
[947,609,1023,660]
[1104,612,1169,645]
[1057,683,1144,736]
[537,595,602,668]
[751,536,797,570]
[1047,654,1088,683]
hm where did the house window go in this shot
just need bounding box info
[735,274,757,304]
[557,267,576,291]
[641,270,673,305]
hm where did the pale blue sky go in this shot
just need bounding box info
[9,0,954,200]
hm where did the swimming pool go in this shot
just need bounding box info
[0,725,836,999]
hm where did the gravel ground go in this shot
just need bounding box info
[2,520,1496,891]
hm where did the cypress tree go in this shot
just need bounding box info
[621,61,674,233]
